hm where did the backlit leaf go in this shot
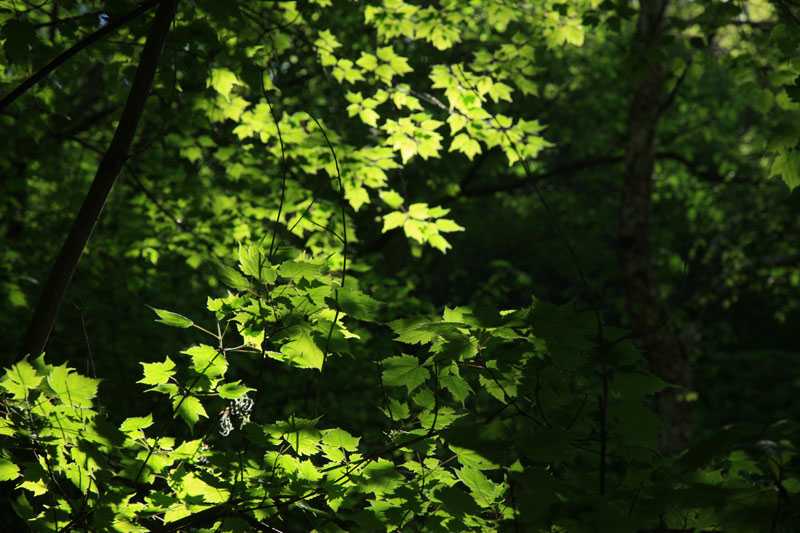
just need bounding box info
[382,354,429,392]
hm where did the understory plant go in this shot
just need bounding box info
[2,244,799,531]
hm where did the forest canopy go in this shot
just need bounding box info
[2,0,800,531]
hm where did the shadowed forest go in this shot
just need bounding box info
[2,0,800,531]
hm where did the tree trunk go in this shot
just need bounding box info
[619,0,692,456]
[17,0,179,362]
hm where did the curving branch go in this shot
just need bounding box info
[0,0,162,113]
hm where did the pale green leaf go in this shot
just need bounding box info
[379,189,404,209]
[322,428,360,451]
[435,218,465,233]
[238,244,277,283]
[208,68,240,100]
[281,332,324,370]
[429,233,452,253]
[149,307,193,328]
[382,211,407,232]
[174,395,207,429]
[47,365,100,407]
[449,445,500,470]
[0,359,43,400]
[279,260,323,281]
[120,414,154,435]
[217,380,255,399]
[182,345,227,378]
[138,357,176,386]
[359,108,380,127]
[0,458,20,481]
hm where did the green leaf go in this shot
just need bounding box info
[382,354,430,392]
[47,365,100,407]
[149,307,193,328]
[217,380,255,399]
[440,374,473,403]
[456,466,501,507]
[120,414,154,435]
[1,19,37,64]
[208,68,241,100]
[174,395,207,429]
[380,189,405,209]
[172,439,203,460]
[211,260,250,290]
[359,108,380,127]
[238,243,277,283]
[435,218,465,233]
[479,372,517,402]
[449,445,500,470]
[281,332,324,369]
[403,219,425,242]
[612,372,671,399]
[418,406,463,429]
[381,398,410,420]
[268,417,322,455]
[138,357,176,386]
[382,211,407,232]
[182,345,227,378]
[0,359,43,400]
[390,318,440,344]
[770,149,800,192]
[330,288,381,321]
[360,458,403,496]
[279,259,323,281]
[0,457,20,481]
[429,233,452,253]
[322,428,360,451]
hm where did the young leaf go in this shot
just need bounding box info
[322,428,360,451]
[148,307,193,328]
[208,67,241,100]
[0,457,20,482]
[138,357,176,386]
[0,359,43,400]
[120,414,154,437]
[382,211,407,232]
[183,345,227,378]
[217,380,255,399]
[47,364,100,407]
[379,189,404,208]
[173,395,208,429]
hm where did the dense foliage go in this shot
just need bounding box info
[2,0,800,531]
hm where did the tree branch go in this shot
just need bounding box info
[0,0,162,113]
[457,155,624,198]
[17,0,179,361]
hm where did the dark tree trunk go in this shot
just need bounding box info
[17,0,179,362]
[619,0,692,456]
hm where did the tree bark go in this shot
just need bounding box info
[619,0,692,456]
[17,0,179,362]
